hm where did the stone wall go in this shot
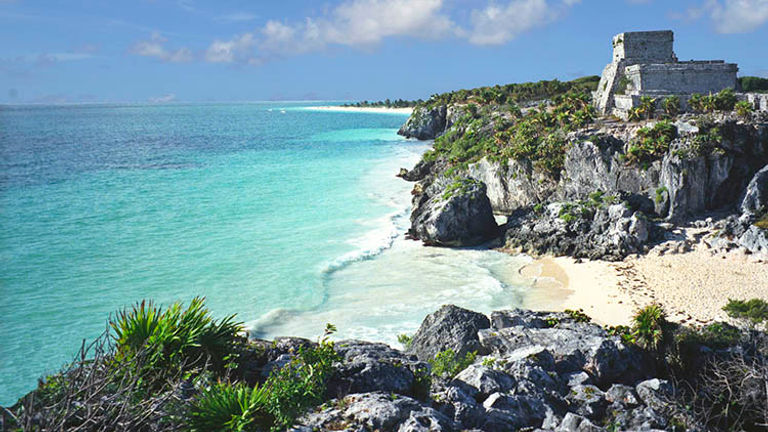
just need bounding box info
[625,62,738,95]
[612,30,675,63]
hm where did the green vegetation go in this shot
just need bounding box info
[662,95,680,118]
[627,121,677,164]
[735,100,753,119]
[343,98,421,108]
[430,349,477,379]
[421,76,600,109]
[632,304,667,351]
[264,324,339,430]
[397,333,413,349]
[555,190,620,223]
[723,298,768,325]
[755,212,768,230]
[564,308,592,323]
[655,186,668,204]
[12,299,342,432]
[738,76,768,93]
[188,382,272,432]
[628,96,656,121]
[427,91,596,176]
[688,89,738,113]
[442,177,482,200]
[111,297,244,393]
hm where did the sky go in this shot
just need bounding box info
[1,0,767,104]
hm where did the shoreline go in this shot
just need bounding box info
[302,106,413,115]
[517,227,768,327]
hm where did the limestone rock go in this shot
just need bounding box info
[409,177,498,247]
[398,106,447,140]
[407,305,490,362]
[741,164,768,215]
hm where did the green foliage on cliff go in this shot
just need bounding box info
[422,76,600,109]
[738,76,768,93]
[442,177,482,200]
[627,121,677,164]
[688,89,738,113]
[427,91,596,176]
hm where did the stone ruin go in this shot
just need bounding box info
[594,30,768,118]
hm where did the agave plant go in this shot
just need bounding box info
[109,297,244,390]
[188,382,272,432]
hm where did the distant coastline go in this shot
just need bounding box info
[302,105,413,115]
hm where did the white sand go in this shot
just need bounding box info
[516,228,768,326]
[302,106,413,115]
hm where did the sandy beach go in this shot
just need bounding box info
[303,106,414,115]
[518,227,768,327]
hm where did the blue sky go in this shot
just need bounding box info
[1,0,767,104]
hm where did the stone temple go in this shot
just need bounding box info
[594,30,767,118]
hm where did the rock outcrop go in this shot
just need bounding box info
[504,202,652,261]
[398,106,448,140]
[408,176,498,247]
[286,306,679,432]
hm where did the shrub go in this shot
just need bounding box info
[662,96,680,117]
[627,121,677,164]
[735,100,753,119]
[755,213,768,230]
[688,93,704,113]
[397,334,413,349]
[265,323,340,430]
[714,88,737,111]
[655,186,668,204]
[606,325,635,345]
[723,298,768,325]
[110,298,243,392]
[430,349,477,379]
[637,96,656,119]
[632,303,667,351]
[565,308,592,323]
[188,382,272,432]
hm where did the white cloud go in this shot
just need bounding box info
[467,0,559,45]
[131,32,193,63]
[204,33,256,63]
[687,0,768,33]
[197,0,579,65]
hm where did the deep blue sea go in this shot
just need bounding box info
[0,102,531,404]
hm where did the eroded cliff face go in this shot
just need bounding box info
[399,107,768,259]
[464,116,768,220]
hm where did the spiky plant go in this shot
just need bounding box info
[632,303,667,351]
[188,382,272,432]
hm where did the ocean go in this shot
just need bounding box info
[0,102,532,405]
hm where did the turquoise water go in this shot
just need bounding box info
[0,103,531,405]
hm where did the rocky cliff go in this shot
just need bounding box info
[399,98,768,259]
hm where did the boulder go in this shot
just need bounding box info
[741,164,768,215]
[566,385,607,420]
[294,392,454,432]
[398,106,447,140]
[408,305,490,362]
[328,341,429,399]
[452,365,516,399]
[409,177,498,247]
